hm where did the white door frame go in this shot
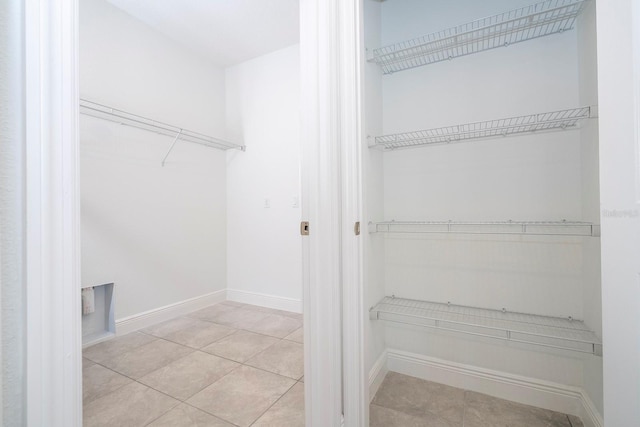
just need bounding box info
[26,0,366,424]
[300,0,344,424]
[300,0,366,425]
[337,1,368,426]
[597,0,640,424]
[24,0,82,425]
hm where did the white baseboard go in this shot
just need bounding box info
[226,289,302,313]
[579,390,604,427]
[372,349,602,427]
[368,350,388,402]
[115,289,226,335]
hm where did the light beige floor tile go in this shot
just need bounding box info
[187,365,295,427]
[244,313,302,338]
[162,320,236,349]
[372,372,465,426]
[284,327,303,343]
[101,338,194,379]
[370,404,452,427]
[201,330,279,363]
[251,305,300,317]
[83,381,178,427]
[463,391,571,427]
[207,307,271,329]
[139,351,239,401]
[245,339,304,380]
[189,304,236,322]
[219,300,248,308]
[285,312,303,321]
[299,376,304,383]
[568,414,584,427]
[253,382,304,427]
[83,364,133,404]
[83,332,156,364]
[83,358,96,368]
[142,317,200,338]
[147,403,234,426]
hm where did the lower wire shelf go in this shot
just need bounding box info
[370,296,602,356]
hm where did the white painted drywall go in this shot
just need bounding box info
[80,0,228,320]
[0,0,25,423]
[597,0,640,424]
[105,0,299,67]
[225,45,302,304]
[577,0,604,416]
[368,0,601,393]
[362,0,387,381]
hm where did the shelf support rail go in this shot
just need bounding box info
[161,129,183,167]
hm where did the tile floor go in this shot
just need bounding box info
[84,301,585,427]
[370,371,585,427]
[83,301,304,427]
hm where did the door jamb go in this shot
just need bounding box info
[24,0,82,425]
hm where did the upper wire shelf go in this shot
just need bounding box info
[370,0,586,74]
[371,106,592,151]
[370,220,600,237]
[79,99,244,152]
[370,296,602,356]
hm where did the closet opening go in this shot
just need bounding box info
[361,0,603,426]
[78,1,306,426]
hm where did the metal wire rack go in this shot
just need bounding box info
[371,106,592,151]
[370,0,586,74]
[370,296,602,355]
[80,99,245,154]
[370,220,600,237]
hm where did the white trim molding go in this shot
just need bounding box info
[24,0,81,425]
[114,290,226,336]
[226,289,302,313]
[378,349,602,427]
[338,0,367,426]
[300,0,346,425]
[368,350,388,402]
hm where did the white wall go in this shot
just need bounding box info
[368,0,601,395]
[225,45,302,308]
[0,0,25,423]
[80,0,228,320]
[577,0,604,416]
[362,0,387,380]
[597,0,640,424]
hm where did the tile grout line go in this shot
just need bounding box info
[175,313,302,341]
[247,379,299,427]
[88,335,300,389]
[84,302,304,426]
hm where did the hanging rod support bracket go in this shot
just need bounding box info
[161,129,183,167]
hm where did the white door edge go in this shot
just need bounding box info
[24,0,82,425]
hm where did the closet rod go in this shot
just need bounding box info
[79,99,245,152]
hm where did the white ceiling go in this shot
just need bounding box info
[105,0,299,66]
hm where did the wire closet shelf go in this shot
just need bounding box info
[370,220,600,237]
[371,296,602,356]
[371,106,592,151]
[370,0,586,74]
[79,99,244,152]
